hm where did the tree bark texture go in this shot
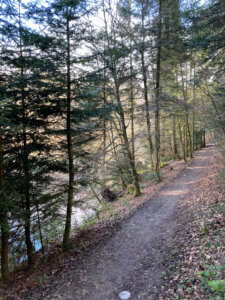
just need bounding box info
[154,0,162,181]
[0,126,9,281]
[62,7,75,250]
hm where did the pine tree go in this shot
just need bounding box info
[46,0,106,250]
[0,0,65,265]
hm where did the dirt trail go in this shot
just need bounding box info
[44,146,215,300]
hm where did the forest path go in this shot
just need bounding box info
[46,146,215,300]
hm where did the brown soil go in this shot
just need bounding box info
[22,146,216,300]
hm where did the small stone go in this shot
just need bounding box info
[119,291,131,300]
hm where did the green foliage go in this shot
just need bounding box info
[107,156,133,189]
[142,172,158,183]
[208,280,225,292]
[80,215,99,231]
[127,184,135,194]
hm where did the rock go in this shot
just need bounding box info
[119,291,131,300]
[101,187,117,202]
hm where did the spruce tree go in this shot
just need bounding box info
[0,0,65,265]
[45,0,106,250]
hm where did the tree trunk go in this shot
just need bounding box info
[186,116,193,158]
[128,1,136,164]
[202,129,206,147]
[21,106,33,265]
[172,115,179,159]
[103,89,107,186]
[115,81,141,196]
[109,119,127,188]
[140,3,154,169]
[178,121,186,162]
[192,112,195,151]
[0,126,9,281]
[102,46,107,186]
[19,0,33,265]
[129,55,135,164]
[192,63,196,152]
[103,1,141,196]
[180,63,192,159]
[154,0,162,181]
[62,7,75,251]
